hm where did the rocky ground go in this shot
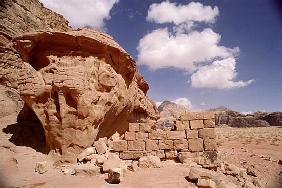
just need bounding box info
[0,115,281,188]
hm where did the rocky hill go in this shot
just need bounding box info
[158,100,189,118]
[209,107,282,127]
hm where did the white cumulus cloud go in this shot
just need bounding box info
[137,1,253,89]
[191,58,254,89]
[147,1,219,25]
[155,97,193,109]
[137,28,238,71]
[172,98,192,108]
[39,0,119,29]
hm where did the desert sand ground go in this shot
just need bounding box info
[0,116,281,188]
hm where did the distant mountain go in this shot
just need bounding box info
[158,100,190,118]
[208,106,282,127]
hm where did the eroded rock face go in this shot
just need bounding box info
[0,0,69,119]
[0,0,69,46]
[0,29,158,161]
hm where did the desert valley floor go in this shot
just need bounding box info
[0,115,281,188]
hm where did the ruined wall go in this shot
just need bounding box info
[112,112,216,160]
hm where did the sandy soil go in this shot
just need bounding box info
[216,127,282,188]
[0,116,281,188]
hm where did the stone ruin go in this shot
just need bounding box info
[111,111,217,161]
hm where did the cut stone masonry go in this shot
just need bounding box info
[112,112,216,160]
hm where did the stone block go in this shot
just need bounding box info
[189,138,204,152]
[94,140,107,154]
[186,129,198,138]
[146,140,159,151]
[139,123,153,132]
[199,128,216,139]
[136,132,148,140]
[180,112,203,121]
[156,150,165,159]
[175,121,188,130]
[203,119,215,128]
[112,140,127,151]
[202,112,215,119]
[165,150,177,159]
[128,140,145,151]
[128,123,139,132]
[167,131,186,140]
[178,152,204,163]
[190,120,204,130]
[74,164,101,176]
[174,139,188,150]
[204,139,217,151]
[197,178,216,188]
[158,140,173,150]
[124,132,135,141]
[149,130,167,140]
[119,151,143,160]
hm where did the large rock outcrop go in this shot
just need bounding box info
[0,0,69,119]
[0,29,158,161]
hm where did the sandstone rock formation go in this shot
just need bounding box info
[0,0,69,120]
[0,0,69,46]
[0,29,158,161]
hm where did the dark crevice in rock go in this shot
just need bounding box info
[3,103,49,153]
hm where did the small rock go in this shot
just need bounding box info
[128,161,139,172]
[35,161,48,174]
[77,147,97,162]
[60,165,75,175]
[74,164,101,176]
[187,167,213,182]
[138,155,161,168]
[224,163,244,176]
[102,157,125,173]
[246,165,257,177]
[107,168,123,184]
[278,160,282,165]
[111,132,121,141]
[94,140,108,155]
[197,178,216,188]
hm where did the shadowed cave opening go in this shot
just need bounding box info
[3,103,49,154]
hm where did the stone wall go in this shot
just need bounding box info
[112,112,216,160]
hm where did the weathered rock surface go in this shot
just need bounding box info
[0,0,69,46]
[138,155,162,168]
[0,29,158,162]
[0,0,69,121]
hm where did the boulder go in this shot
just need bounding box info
[60,165,75,175]
[74,164,101,176]
[77,147,97,162]
[138,155,161,168]
[0,29,158,162]
[107,168,123,184]
[197,178,216,188]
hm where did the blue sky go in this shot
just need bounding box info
[40,0,282,112]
